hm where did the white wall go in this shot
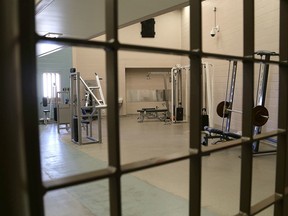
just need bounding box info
[72,1,280,132]
[181,0,279,133]
[73,11,183,115]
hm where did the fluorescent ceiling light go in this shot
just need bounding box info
[44,32,63,38]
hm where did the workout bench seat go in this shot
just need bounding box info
[137,108,168,122]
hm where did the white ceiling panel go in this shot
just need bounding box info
[36,0,189,56]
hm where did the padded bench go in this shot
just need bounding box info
[137,107,169,122]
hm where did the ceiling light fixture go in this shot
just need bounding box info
[44,32,63,38]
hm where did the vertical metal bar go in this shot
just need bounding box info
[76,72,82,144]
[98,111,102,143]
[70,73,74,140]
[225,61,238,132]
[189,0,202,215]
[106,0,122,215]
[253,54,271,152]
[239,0,254,214]
[19,0,45,215]
[1,1,34,215]
[275,0,288,215]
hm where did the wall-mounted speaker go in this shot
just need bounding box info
[141,18,155,38]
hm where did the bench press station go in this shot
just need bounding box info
[137,107,169,123]
[203,51,275,153]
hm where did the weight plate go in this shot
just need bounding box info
[252,105,269,126]
[216,101,230,118]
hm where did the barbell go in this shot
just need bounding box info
[216,101,269,127]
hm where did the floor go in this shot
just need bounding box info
[40,115,277,216]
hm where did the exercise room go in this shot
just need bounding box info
[3,0,287,216]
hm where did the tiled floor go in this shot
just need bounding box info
[40,115,277,216]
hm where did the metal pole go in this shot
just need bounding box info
[239,0,254,214]
[274,0,288,215]
[189,0,202,215]
[0,0,36,215]
[106,0,122,215]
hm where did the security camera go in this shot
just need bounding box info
[210,26,219,37]
[210,28,216,37]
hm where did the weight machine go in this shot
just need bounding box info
[171,64,187,123]
[56,89,70,133]
[203,51,277,156]
[170,63,214,125]
[252,50,278,155]
[69,68,106,145]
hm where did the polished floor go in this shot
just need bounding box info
[40,115,277,216]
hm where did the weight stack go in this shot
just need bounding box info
[72,115,78,142]
[176,107,183,121]
[201,108,209,130]
[201,115,209,130]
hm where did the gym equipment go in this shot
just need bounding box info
[202,62,214,127]
[216,101,269,126]
[69,68,106,145]
[204,51,277,153]
[137,107,169,123]
[56,90,70,133]
[252,50,278,155]
[203,60,239,144]
[171,64,185,122]
[170,63,214,125]
[42,97,50,124]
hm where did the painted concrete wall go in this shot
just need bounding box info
[181,0,279,133]
[47,1,280,134]
[37,47,73,120]
[73,11,183,116]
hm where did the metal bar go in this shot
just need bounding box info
[36,36,286,66]
[275,1,288,215]
[253,129,286,142]
[79,76,102,106]
[202,130,284,155]
[76,72,83,144]
[43,167,116,192]
[202,137,250,154]
[105,0,122,216]
[239,0,255,214]
[18,0,45,215]
[122,151,197,175]
[225,61,238,132]
[250,193,282,215]
[253,53,271,152]
[189,0,202,215]
[1,1,37,215]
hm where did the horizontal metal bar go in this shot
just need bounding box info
[253,129,286,142]
[37,35,111,50]
[36,35,288,66]
[43,166,116,192]
[250,193,283,215]
[121,150,197,175]
[202,137,250,154]
[203,129,285,155]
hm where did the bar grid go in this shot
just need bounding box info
[17,0,288,215]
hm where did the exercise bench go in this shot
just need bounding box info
[137,107,169,123]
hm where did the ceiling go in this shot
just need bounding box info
[35,0,189,56]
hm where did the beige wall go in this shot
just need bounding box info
[181,0,279,133]
[73,1,280,133]
[73,11,182,116]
